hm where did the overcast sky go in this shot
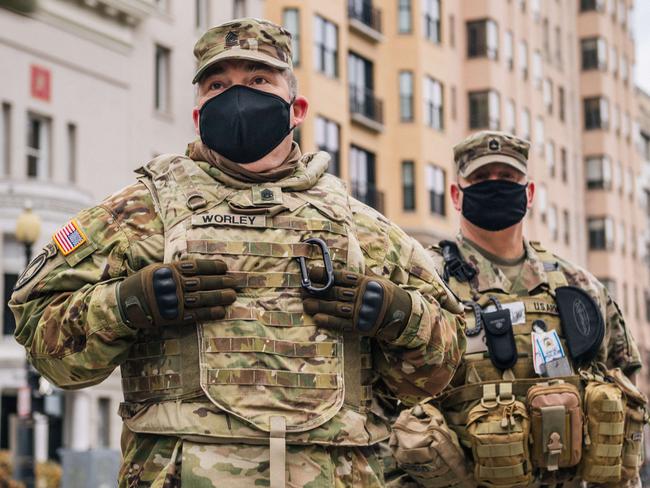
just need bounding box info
[636,1,650,93]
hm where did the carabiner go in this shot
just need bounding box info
[296,237,335,295]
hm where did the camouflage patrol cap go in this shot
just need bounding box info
[453,131,530,178]
[192,17,293,84]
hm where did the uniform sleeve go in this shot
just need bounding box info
[9,182,164,389]
[351,201,466,405]
[604,293,643,375]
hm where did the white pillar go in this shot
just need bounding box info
[34,412,48,462]
[71,392,90,450]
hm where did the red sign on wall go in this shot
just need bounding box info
[31,65,51,102]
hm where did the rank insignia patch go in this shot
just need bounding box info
[53,220,88,256]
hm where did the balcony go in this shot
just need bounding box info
[348,0,383,42]
[349,86,384,132]
[351,182,385,214]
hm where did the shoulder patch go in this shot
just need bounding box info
[53,220,88,256]
[14,243,58,291]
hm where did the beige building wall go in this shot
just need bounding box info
[265,0,650,391]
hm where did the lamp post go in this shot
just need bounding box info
[14,204,42,488]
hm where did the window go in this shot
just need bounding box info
[560,147,568,183]
[611,46,618,76]
[469,90,500,130]
[154,45,171,113]
[600,278,617,301]
[581,37,607,70]
[350,145,379,211]
[195,0,208,30]
[608,0,616,17]
[580,0,604,11]
[549,205,558,241]
[584,97,609,130]
[519,41,528,79]
[619,222,626,253]
[399,71,414,122]
[588,217,614,250]
[622,112,630,140]
[546,141,555,177]
[1,102,10,176]
[586,155,612,189]
[543,78,553,114]
[542,18,550,59]
[451,86,457,120]
[521,108,531,140]
[314,16,338,78]
[315,116,340,176]
[449,14,455,47]
[349,53,380,123]
[422,0,441,43]
[621,55,628,82]
[398,0,412,33]
[613,104,620,134]
[537,184,547,222]
[618,0,626,26]
[98,398,111,447]
[424,77,443,130]
[26,113,51,179]
[467,19,498,59]
[532,50,542,88]
[3,273,18,336]
[426,164,445,215]
[504,30,514,70]
[535,116,544,155]
[505,99,516,134]
[558,86,565,122]
[402,161,416,211]
[283,9,300,66]
[555,26,562,68]
[563,209,570,244]
[67,123,77,183]
[233,0,246,18]
[625,168,633,198]
[532,0,541,21]
[614,160,622,193]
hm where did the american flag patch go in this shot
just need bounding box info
[53,220,88,256]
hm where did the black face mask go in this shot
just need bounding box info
[199,85,294,164]
[459,179,529,231]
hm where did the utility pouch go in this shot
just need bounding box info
[390,402,476,488]
[607,368,648,481]
[527,381,582,470]
[482,308,517,371]
[466,384,532,487]
[579,379,625,484]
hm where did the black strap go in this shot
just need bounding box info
[439,240,476,283]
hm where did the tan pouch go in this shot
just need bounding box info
[390,402,476,488]
[607,368,648,481]
[579,379,625,483]
[466,386,532,488]
[527,381,582,470]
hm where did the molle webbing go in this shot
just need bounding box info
[187,240,347,261]
[205,369,340,389]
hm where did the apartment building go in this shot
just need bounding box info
[0,0,263,460]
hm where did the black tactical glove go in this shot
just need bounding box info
[117,259,236,329]
[302,267,412,341]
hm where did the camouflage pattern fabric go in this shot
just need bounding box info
[9,148,465,486]
[453,130,530,178]
[438,234,642,374]
[193,17,293,83]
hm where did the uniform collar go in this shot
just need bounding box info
[457,233,549,294]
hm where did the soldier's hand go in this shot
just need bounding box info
[117,259,236,329]
[302,268,412,341]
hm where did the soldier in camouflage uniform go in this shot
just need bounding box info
[9,18,465,488]
[387,131,643,488]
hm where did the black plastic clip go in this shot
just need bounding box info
[297,238,335,295]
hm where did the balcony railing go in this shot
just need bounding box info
[349,86,384,126]
[351,182,385,214]
[348,0,382,34]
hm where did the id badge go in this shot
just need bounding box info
[532,329,565,375]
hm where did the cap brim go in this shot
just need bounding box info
[459,154,527,178]
[192,48,290,84]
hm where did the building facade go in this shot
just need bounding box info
[1,0,649,464]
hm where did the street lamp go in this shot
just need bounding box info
[13,204,41,488]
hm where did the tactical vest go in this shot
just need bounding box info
[119,154,382,448]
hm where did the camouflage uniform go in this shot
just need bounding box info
[10,19,465,487]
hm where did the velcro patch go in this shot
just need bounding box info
[53,220,88,256]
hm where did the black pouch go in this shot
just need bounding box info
[555,286,604,365]
[482,298,517,370]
